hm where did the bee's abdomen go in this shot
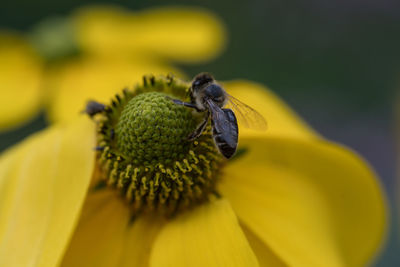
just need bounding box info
[212,109,238,159]
[213,134,237,159]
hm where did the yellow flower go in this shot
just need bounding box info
[0,5,226,130]
[0,75,386,267]
[73,6,225,63]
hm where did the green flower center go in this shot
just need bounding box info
[115,92,196,164]
[93,75,224,216]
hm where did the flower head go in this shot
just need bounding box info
[0,74,386,267]
[91,75,224,215]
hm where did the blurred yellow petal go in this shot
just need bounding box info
[74,6,226,62]
[46,57,180,122]
[224,80,318,140]
[150,198,259,267]
[0,117,95,267]
[0,33,43,130]
[61,190,130,267]
[241,224,287,267]
[0,134,29,240]
[220,137,386,267]
[62,186,165,267]
[119,214,165,267]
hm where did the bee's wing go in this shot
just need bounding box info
[206,99,238,148]
[224,93,267,131]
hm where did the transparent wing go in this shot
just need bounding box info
[206,99,237,147]
[225,93,267,131]
[206,99,231,133]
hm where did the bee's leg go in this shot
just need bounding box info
[169,98,201,112]
[188,112,210,140]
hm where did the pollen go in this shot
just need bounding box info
[93,75,224,216]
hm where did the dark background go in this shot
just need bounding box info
[1,0,399,265]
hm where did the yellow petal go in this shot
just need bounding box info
[0,117,95,267]
[224,81,318,140]
[61,185,165,267]
[46,57,180,122]
[219,137,386,267]
[241,224,287,267]
[60,190,131,267]
[119,214,165,267]
[0,32,43,130]
[150,198,259,267]
[0,137,28,240]
[74,6,226,62]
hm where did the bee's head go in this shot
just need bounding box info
[191,73,214,94]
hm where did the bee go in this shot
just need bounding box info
[83,100,106,117]
[172,73,267,159]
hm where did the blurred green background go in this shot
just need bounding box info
[1,0,398,265]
